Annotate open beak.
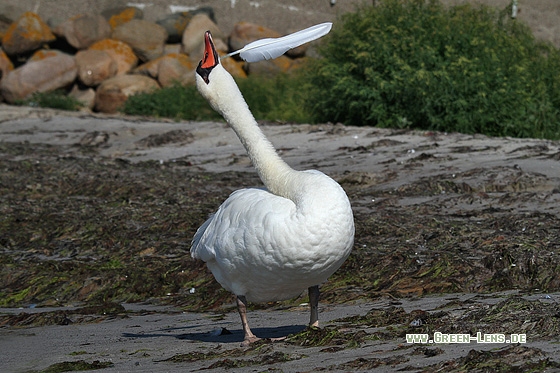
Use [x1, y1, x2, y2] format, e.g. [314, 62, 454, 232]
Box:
[196, 31, 220, 84]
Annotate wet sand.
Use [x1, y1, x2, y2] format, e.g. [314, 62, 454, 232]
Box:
[0, 105, 559, 372]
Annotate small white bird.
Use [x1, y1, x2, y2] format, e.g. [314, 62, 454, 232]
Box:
[191, 31, 354, 346]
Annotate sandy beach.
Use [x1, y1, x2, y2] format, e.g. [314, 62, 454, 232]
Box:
[0, 105, 559, 372]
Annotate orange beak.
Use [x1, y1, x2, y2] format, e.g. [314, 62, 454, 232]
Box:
[197, 31, 220, 84]
[200, 31, 219, 70]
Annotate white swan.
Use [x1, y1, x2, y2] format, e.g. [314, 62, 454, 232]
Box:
[191, 31, 354, 346]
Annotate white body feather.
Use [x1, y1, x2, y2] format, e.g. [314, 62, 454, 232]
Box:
[225, 22, 332, 63]
[191, 55, 354, 303]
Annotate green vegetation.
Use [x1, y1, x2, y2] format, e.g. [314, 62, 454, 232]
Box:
[39, 360, 113, 372]
[121, 83, 221, 121]
[121, 74, 312, 123]
[236, 73, 312, 123]
[17, 90, 82, 111]
[305, 0, 560, 139]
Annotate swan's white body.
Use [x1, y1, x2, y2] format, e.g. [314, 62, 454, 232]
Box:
[192, 171, 353, 303]
[190, 31, 354, 343]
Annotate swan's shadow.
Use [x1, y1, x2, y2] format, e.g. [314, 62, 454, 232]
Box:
[123, 324, 306, 344]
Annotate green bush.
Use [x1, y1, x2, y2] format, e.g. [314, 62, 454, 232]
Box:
[305, 0, 560, 139]
[17, 90, 82, 111]
[122, 73, 312, 124]
[237, 73, 312, 123]
[121, 83, 221, 121]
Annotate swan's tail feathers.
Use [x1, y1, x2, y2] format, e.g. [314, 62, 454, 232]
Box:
[190, 214, 215, 261]
[224, 22, 332, 63]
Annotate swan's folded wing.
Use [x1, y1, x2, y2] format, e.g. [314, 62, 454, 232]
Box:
[190, 187, 296, 263]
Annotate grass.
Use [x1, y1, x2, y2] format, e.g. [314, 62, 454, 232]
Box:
[15, 90, 82, 111]
[121, 73, 313, 124]
[121, 83, 221, 121]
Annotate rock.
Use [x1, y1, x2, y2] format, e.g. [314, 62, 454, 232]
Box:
[112, 19, 168, 62]
[157, 53, 195, 87]
[156, 12, 192, 44]
[0, 48, 14, 79]
[75, 49, 117, 86]
[94, 74, 159, 113]
[182, 13, 225, 62]
[102, 7, 143, 29]
[164, 43, 182, 55]
[46, 16, 66, 30]
[190, 6, 216, 23]
[0, 47, 14, 101]
[221, 57, 247, 79]
[68, 84, 96, 110]
[0, 53, 77, 103]
[135, 53, 195, 87]
[247, 55, 305, 78]
[134, 58, 160, 78]
[53, 14, 111, 50]
[89, 39, 138, 75]
[1, 12, 56, 55]
[228, 21, 280, 54]
[29, 49, 66, 61]
[0, 14, 13, 40]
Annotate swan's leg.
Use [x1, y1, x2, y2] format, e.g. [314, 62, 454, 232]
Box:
[308, 285, 320, 327]
[237, 295, 260, 346]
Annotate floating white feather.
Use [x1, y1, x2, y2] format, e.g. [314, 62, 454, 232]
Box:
[224, 22, 332, 63]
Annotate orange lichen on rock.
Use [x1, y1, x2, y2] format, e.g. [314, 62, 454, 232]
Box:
[221, 57, 247, 79]
[136, 53, 194, 77]
[29, 49, 63, 61]
[135, 52, 196, 86]
[89, 38, 138, 74]
[0, 49, 14, 78]
[108, 8, 140, 29]
[2, 12, 55, 55]
[165, 53, 193, 69]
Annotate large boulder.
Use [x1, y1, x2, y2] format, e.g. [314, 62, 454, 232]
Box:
[94, 74, 159, 113]
[0, 48, 14, 101]
[89, 39, 138, 75]
[69, 84, 96, 110]
[53, 14, 111, 50]
[157, 53, 195, 87]
[247, 55, 308, 78]
[135, 53, 195, 87]
[0, 48, 14, 78]
[29, 49, 66, 61]
[182, 13, 225, 63]
[0, 53, 77, 103]
[1, 12, 55, 55]
[221, 57, 247, 79]
[228, 21, 280, 53]
[112, 19, 168, 62]
[75, 49, 117, 86]
[0, 15, 13, 40]
[102, 7, 144, 29]
[156, 12, 192, 44]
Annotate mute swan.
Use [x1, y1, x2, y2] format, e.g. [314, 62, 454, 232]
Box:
[191, 31, 355, 346]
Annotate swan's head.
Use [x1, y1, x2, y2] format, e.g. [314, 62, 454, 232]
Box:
[195, 31, 247, 117]
[196, 31, 220, 85]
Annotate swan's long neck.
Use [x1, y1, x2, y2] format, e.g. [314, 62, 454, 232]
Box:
[198, 66, 296, 199]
